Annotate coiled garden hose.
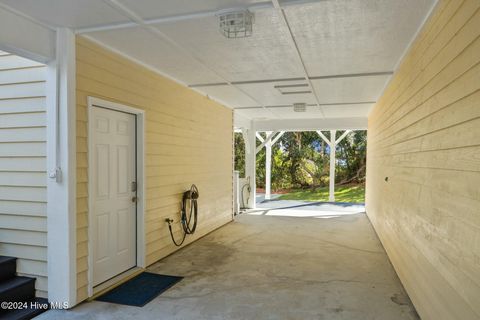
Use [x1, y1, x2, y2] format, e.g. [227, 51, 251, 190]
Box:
[166, 184, 199, 246]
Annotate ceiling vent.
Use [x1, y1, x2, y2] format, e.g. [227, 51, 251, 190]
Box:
[275, 83, 311, 95]
[293, 103, 307, 112]
[219, 10, 254, 38]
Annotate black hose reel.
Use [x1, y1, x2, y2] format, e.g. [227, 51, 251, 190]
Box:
[166, 184, 199, 246]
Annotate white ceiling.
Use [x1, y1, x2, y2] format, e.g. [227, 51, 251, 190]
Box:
[119, 0, 267, 21]
[0, 0, 437, 127]
[0, 0, 129, 28]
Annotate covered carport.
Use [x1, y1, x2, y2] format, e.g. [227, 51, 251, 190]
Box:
[0, 0, 478, 319]
[36, 202, 418, 320]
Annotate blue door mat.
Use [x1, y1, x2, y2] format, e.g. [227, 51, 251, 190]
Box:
[95, 272, 183, 307]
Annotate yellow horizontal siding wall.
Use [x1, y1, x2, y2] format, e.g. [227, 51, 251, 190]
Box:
[75, 37, 233, 303]
[366, 0, 480, 319]
[0, 51, 47, 298]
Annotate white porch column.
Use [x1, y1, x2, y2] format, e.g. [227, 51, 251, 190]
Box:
[329, 130, 337, 202]
[265, 131, 272, 200]
[46, 28, 77, 307]
[244, 126, 257, 209]
[317, 130, 351, 202]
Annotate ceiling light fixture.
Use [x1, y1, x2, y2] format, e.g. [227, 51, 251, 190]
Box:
[219, 10, 254, 39]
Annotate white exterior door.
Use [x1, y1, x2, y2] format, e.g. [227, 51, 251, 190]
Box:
[90, 106, 137, 286]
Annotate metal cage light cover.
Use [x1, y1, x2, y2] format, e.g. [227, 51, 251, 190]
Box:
[219, 10, 254, 39]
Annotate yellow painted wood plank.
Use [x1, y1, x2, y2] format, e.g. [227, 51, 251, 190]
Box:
[372, 16, 480, 137]
[367, 1, 480, 318]
[75, 36, 233, 305]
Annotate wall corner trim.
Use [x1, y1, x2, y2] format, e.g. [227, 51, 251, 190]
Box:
[46, 28, 77, 307]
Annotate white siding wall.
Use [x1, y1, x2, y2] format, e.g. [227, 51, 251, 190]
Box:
[0, 50, 47, 297]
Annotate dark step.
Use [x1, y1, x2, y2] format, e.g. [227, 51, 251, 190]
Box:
[0, 257, 16, 282]
[0, 277, 35, 304]
[0, 297, 49, 320]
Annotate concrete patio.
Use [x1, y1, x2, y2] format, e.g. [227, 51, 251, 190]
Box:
[37, 202, 418, 320]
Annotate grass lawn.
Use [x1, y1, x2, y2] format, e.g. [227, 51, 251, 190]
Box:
[278, 184, 365, 203]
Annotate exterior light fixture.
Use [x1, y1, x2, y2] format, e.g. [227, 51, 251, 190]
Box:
[219, 10, 254, 39]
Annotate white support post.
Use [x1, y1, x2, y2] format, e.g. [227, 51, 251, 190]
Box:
[255, 132, 264, 143]
[255, 131, 278, 154]
[244, 127, 257, 209]
[271, 131, 285, 146]
[335, 130, 351, 145]
[329, 130, 337, 202]
[316, 130, 331, 145]
[254, 130, 284, 202]
[317, 130, 351, 202]
[46, 28, 77, 307]
[265, 131, 272, 200]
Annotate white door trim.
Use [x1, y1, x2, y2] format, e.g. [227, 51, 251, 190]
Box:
[87, 96, 146, 297]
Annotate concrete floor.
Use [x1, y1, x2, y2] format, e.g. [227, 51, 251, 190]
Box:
[37, 202, 418, 320]
[255, 192, 282, 203]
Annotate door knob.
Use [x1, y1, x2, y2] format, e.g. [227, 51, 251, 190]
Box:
[132, 196, 138, 203]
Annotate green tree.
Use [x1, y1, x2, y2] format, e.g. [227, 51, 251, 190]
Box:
[234, 132, 245, 177]
[234, 130, 367, 191]
[336, 131, 367, 184]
